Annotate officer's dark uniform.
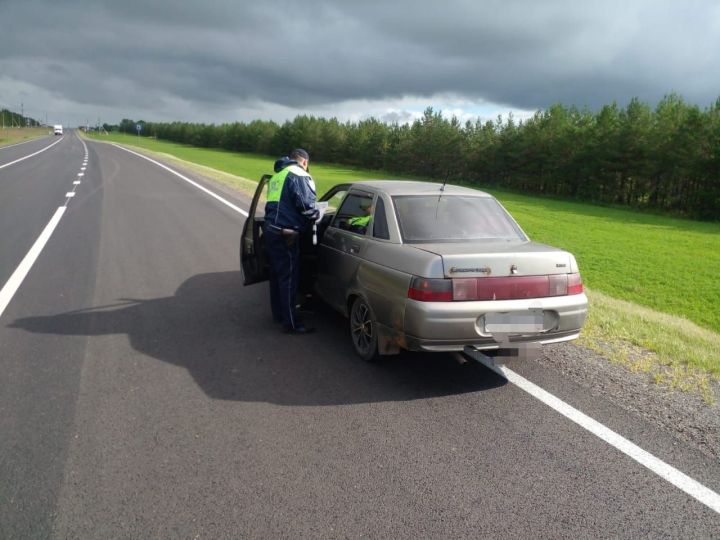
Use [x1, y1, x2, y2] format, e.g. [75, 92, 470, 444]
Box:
[263, 153, 318, 333]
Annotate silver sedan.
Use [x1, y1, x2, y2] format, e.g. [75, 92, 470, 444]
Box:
[242, 179, 588, 361]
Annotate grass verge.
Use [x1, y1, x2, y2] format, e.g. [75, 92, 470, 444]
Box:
[492, 191, 720, 334]
[580, 289, 720, 402]
[84, 132, 414, 193]
[86, 132, 720, 395]
[0, 127, 52, 147]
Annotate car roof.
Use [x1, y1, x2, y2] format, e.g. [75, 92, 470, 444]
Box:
[345, 180, 493, 197]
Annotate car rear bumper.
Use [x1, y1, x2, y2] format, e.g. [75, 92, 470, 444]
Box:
[404, 330, 581, 352]
[400, 293, 588, 352]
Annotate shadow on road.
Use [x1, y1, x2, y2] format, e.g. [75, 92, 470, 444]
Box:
[9, 271, 505, 405]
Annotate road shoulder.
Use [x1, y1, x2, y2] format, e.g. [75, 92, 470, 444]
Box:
[537, 342, 720, 462]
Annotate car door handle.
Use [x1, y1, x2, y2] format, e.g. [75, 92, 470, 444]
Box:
[350, 244, 360, 254]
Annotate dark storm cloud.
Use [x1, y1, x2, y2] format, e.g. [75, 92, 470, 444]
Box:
[1, 0, 719, 122]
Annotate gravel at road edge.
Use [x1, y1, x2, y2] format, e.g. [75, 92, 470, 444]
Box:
[538, 342, 720, 462]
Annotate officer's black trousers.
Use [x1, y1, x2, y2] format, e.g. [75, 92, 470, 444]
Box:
[264, 226, 301, 330]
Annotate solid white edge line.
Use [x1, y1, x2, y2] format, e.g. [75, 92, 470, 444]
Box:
[0, 136, 53, 151]
[95, 136, 720, 515]
[473, 355, 720, 514]
[110, 143, 248, 216]
[0, 136, 64, 170]
[0, 206, 67, 319]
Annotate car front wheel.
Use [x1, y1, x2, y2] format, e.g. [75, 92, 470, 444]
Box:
[350, 296, 379, 362]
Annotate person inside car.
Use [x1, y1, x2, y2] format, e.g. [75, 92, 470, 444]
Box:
[348, 201, 373, 234]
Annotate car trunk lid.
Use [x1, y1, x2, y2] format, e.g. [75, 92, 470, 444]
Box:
[414, 241, 572, 278]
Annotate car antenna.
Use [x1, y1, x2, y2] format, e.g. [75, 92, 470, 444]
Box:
[440, 170, 450, 192]
[435, 170, 450, 219]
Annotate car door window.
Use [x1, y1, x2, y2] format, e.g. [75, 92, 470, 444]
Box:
[372, 196, 390, 240]
[322, 189, 348, 213]
[332, 192, 374, 235]
[240, 174, 272, 285]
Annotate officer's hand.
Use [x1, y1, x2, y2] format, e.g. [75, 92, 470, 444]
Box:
[303, 208, 320, 221]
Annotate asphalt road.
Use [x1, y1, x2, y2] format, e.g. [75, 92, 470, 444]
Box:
[1, 131, 719, 538]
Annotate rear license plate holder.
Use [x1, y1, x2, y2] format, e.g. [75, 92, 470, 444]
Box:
[484, 309, 543, 334]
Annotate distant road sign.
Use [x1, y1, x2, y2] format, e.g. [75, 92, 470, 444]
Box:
[136, 123, 142, 133]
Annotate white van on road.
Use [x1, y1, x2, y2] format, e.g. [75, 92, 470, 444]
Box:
[53, 125, 63, 135]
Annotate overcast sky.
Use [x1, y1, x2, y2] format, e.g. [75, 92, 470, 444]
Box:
[1, 0, 719, 127]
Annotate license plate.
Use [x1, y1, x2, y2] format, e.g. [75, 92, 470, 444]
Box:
[484, 310, 543, 333]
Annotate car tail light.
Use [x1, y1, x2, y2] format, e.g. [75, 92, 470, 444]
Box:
[452, 278, 477, 301]
[567, 272, 584, 295]
[408, 277, 453, 302]
[548, 274, 568, 296]
[408, 273, 584, 301]
[474, 276, 550, 300]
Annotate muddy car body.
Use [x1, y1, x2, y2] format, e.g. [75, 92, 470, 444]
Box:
[242, 179, 588, 361]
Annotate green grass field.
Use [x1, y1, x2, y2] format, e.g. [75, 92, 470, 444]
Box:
[86, 133, 413, 191]
[0, 127, 52, 147]
[87, 132, 720, 384]
[494, 191, 720, 333]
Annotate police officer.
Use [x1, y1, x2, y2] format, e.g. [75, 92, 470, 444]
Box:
[263, 149, 318, 334]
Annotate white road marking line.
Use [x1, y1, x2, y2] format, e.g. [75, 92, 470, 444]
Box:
[73, 180, 81, 185]
[81, 167, 86, 171]
[102, 137, 720, 514]
[77, 173, 84, 177]
[65, 192, 75, 197]
[472, 355, 720, 515]
[0, 207, 67, 319]
[110, 144, 248, 216]
[0, 137, 64, 170]
[79, 135, 89, 159]
[0, 137, 53, 151]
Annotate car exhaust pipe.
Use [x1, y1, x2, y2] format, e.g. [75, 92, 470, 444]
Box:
[452, 352, 468, 365]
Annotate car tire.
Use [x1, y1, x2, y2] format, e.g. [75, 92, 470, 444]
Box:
[350, 296, 380, 362]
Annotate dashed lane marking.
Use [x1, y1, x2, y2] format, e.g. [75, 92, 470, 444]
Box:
[0, 206, 67, 319]
[0, 135, 89, 318]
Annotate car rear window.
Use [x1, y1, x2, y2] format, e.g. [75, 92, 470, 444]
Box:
[392, 195, 526, 242]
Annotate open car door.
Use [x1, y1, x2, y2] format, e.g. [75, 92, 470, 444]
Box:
[240, 174, 271, 285]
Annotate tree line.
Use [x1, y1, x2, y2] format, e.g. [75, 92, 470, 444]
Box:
[1, 109, 40, 128]
[117, 93, 720, 220]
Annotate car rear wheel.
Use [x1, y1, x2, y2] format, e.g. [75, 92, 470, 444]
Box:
[350, 296, 379, 362]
